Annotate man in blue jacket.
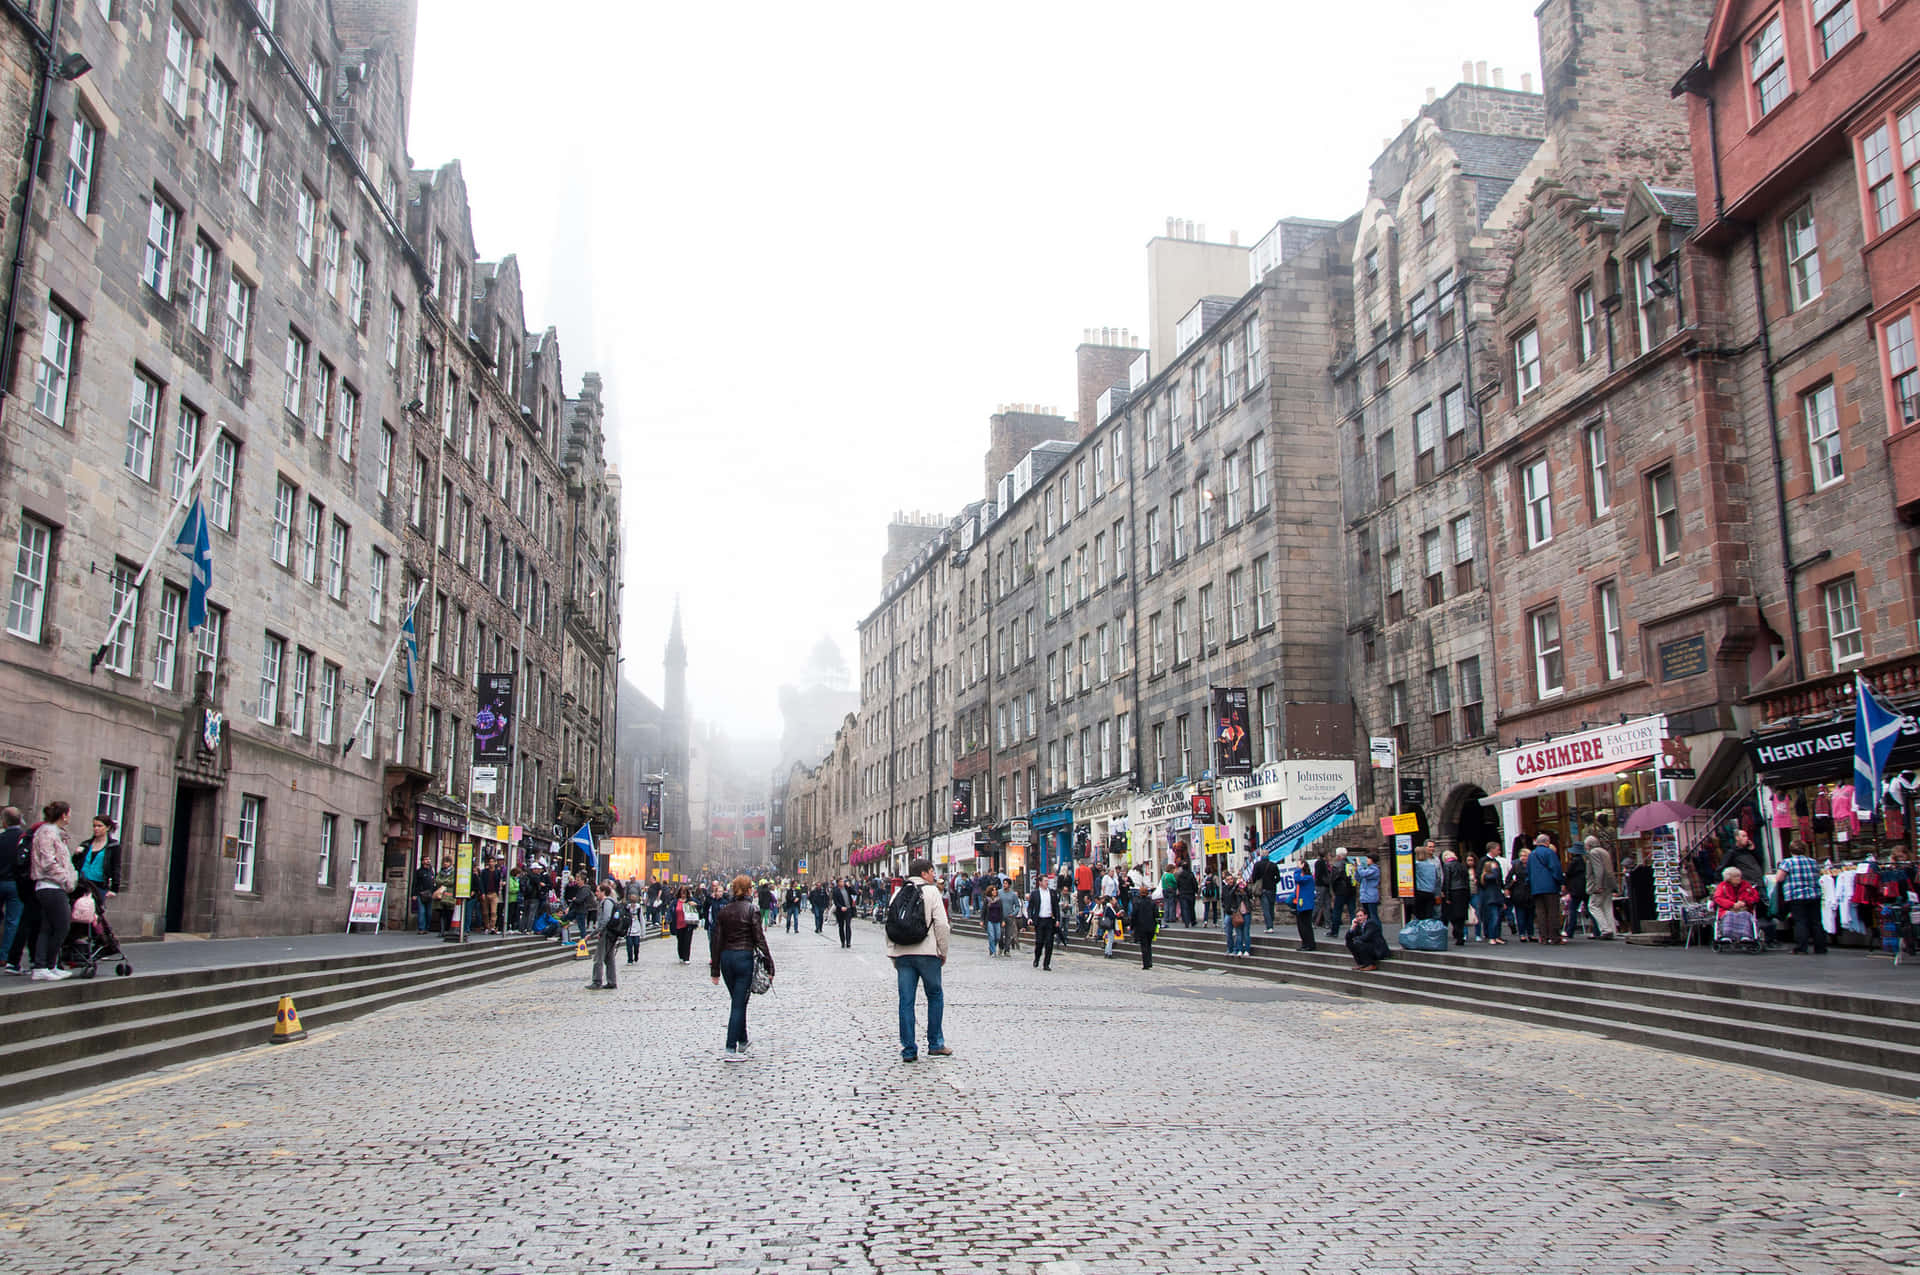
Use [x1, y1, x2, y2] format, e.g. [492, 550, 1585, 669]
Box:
[1528, 834, 1565, 945]
[1288, 859, 1317, 951]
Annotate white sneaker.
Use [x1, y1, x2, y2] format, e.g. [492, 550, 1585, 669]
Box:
[47, 967, 72, 980]
[28, 967, 49, 980]
[722, 1049, 745, 1063]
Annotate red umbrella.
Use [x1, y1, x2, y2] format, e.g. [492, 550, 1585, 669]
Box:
[1621, 800, 1705, 836]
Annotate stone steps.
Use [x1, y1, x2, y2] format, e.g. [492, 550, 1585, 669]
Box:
[942, 915, 1920, 1096]
[0, 934, 598, 1109]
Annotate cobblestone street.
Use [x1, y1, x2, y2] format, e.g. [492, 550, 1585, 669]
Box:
[4, 923, 1918, 1274]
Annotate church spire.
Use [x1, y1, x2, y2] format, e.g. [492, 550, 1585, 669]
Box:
[665, 596, 686, 668]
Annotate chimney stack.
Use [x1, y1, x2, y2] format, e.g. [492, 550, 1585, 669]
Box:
[1492, 66, 1505, 89]
[1461, 60, 1473, 84]
[1521, 71, 1534, 93]
[1475, 60, 1488, 85]
[1425, 86, 1436, 104]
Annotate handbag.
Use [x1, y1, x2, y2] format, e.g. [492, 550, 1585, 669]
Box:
[750, 948, 774, 994]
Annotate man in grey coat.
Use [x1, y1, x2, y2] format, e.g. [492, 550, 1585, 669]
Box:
[1583, 835, 1617, 939]
[589, 882, 620, 990]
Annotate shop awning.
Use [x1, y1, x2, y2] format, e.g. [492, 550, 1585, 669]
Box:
[1481, 756, 1654, 805]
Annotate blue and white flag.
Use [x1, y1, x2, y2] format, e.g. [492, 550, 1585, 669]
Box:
[401, 609, 418, 695]
[1242, 792, 1356, 883]
[571, 822, 596, 871]
[1854, 674, 1903, 813]
[172, 498, 211, 630]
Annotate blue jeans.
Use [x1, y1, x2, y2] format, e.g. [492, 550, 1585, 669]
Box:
[0, 878, 21, 962]
[1477, 891, 1504, 941]
[1260, 891, 1276, 930]
[1326, 895, 1352, 934]
[415, 896, 432, 932]
[894, 954, 944, 1059]
[1226, 915, 1250, 954]
[784, 906, 799, 933]
[719, 948, 755, 1050]
[985, 920, 1001, 955]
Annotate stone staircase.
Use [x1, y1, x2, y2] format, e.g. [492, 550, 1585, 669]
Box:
[0, 934, 589, 1109]
[938, 912, 1920, 1096]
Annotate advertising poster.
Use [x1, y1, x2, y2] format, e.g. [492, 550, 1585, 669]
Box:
[455, 842, 474, 898]
[607, 836, 647, 880]
[643, 781, 663, 832]
[952, 777, 973, 824]
[346, 882, 386, 931]
[1213, 686, 1252, 776]
[474, 673, 515, 762]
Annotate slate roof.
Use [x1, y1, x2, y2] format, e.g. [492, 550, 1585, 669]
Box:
[1647, 187, 1699, 230]
[1439, 130, 1546, 224]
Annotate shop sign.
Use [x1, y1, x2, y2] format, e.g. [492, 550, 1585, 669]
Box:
[1746, 713, 1920, 780]
[466, 819, 499, 842]
[1008, 819, 1030, 846]
[416, 805, 466, 832]
[1220, 762, 1287, 810]
[1497, 714, 1666, 787]
[1398, 775, 1426, 807]
[1130, 785, 1193, 827]
[1287, 760, 1357, 809]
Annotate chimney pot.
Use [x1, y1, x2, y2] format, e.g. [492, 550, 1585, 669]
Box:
[1492, 66, 1505, 89]
[1229, 229, 1238, 246]
[1461, 60, 1473, 84]
[1166, 216, 1176, 236]
[1425, 86, 1436, 104]
[1521, 71, 1534, 93]
[1475, 60, 1488, 85]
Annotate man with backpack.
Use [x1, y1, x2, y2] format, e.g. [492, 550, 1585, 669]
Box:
[1, 807, 29, 974]
[885, 858, 951, 1063]
[590, 881, 629, 990]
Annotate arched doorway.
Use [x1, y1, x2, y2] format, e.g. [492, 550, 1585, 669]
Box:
[1445, 785, 1498, 858]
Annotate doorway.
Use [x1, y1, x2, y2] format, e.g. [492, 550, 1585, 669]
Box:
[165, 783, 215, 934]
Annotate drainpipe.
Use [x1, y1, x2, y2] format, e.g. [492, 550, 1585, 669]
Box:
[0, 0, 66, 401]
[1748, 229, 1806, 683]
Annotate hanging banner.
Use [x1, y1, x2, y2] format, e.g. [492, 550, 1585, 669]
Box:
[1213, 686, 1252, 777]
[951, 777, 973, 824]
[474, 672, 515, 762]
[643, 780, 663, 832]
[1242, 792, 1356, 882]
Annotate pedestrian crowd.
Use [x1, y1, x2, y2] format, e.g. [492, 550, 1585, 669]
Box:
[3, 801, 124, 982]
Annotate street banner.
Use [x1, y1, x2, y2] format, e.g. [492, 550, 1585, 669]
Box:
[1242, 792, 1356, 883]
[474, 672, 515, 762]
[1213, 686, 1252, 776]
[951, 777, 972, 823]
[1395, 834, 1414, 897]
[643, 781, 663, 832]
[455, 842, 473, 898]
[346, 882, 386, 932]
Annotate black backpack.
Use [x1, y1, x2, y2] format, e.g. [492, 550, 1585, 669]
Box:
[604, 900, 631, 939]
[885, 882, 930, 945]
[1, 826, 28, 884]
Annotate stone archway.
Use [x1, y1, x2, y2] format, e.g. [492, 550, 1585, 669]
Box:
[1442, 784, 1498, 858]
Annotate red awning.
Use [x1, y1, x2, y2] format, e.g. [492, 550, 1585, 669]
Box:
[1481, 756, 1654, 805]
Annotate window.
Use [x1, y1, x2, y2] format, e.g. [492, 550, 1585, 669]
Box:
[349, 820, 367, 884]
[369, 547, 387, 624]
[1585, 424, 1611, 515]
[1457, 656, 1484, 738]
[239, 113, 265, 204]
[186, 235, 214, 332]
[271, 477, 295, 566]
[386, 300, 403, 369]
[1522, 457, 1553, 547]
[104, 563, 139, 675]
[1884, 314, 1917, 425]
[1811, 0, 1855, 62]
[1389, 681, 1409, 754]
[1409, 289, 1429, 361]
[1376, 431, 1395, 503]
[1414, 405, 1436, 482]
[322, 221, 343, 299]
[7, 515, 52, 641]
[1385, 550, 1403, 623]
[1173, 597, 1190, 663]
[63, 116, 95, 216]
[153, 584, 182, 688]
[349, 250, 368, 328]
[1748, 15, 1787, 117]
[144, 194, 178, 296]
[1197, 583, 1217, 651]
[1629, 251, 1662, 353]
[294, 187, 317, 268]
[1249, 434, 1270, 511]
[1076, 458, 1088, 512]
[1118, 711, 1132, 773]
[1434, 269, 1456, 344]
[34, 302, 76, 423]
[1146, 509, 1162, 574]
[1418, 188, 1437, 241]
[1224, 452, 1243, 523]
[377, 423, 396, 497]
[1597, 581, 1625, 679]
[125, 371, 160, 482]
[1531, 607, 1564, 697]
[1110, 426, 1126, 486]
[282, 331, 309, 418]
[1441, 386, 1467, 465]
[328, 518, 349, 599]
[1151, 722, 1166, 784]
[234, 794, 262, 893]
[1228, 566, 1248, 639]
[1422, 530, 1445, 607]
[210, 432, 237, 531]
[318, 813, 337, 886]
[162, 15, 192, 117]
[257, 633, 284, 723]
[1046, 650, 1058, 703]
[96, 764, 130, 834]
[1649, 466, 1681, 563]
[1805, 382, 1843, 488]
[1430, 667, 1452, 747]
[1825, 576, 1863, 666]
[1170, 492, 1187, 559]
[337, 384, 359, 462]
[203, 65, 230, 161]
[1177, 714, 1192, 777]
[1143, 406, 1158, 470]
[222, 276, 253, 364]
[303, 498, 323, 584]
[1150, 611, 1166, 675]
[1451, 515, 1474, 594]
[1513, 325, 1541, 399]
[195, 606, 224, 688]
[289, 647, 311, 735]
[1574, 282, 1598, 363]
[1195, 481, 1213, 545]
[1784, 204, 1822, 309]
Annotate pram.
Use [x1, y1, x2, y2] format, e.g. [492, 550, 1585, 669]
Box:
[61, 890, 133, 978]
[1711, 907, 1764, 955]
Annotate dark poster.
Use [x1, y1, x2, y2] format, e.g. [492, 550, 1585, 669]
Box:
[474, 673, 515, 762]
[643, 780, 663, 833]
[1213, 685, 1252, 777]
[951, 778, 972, 824]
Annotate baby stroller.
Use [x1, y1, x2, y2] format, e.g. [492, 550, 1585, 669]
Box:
[1712, 907, 1765, 955]
[61, 890, 133, 979]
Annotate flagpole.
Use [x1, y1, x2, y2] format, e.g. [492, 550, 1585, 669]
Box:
[90, 428, 225, 672]
[341, 580, 428, 757]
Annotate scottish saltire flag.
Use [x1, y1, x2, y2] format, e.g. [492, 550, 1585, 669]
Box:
[172, 498, 211, 629]
[1854, 674, 1902, 812]
[571, 822, 596, 870]
[401, 609, 418, 695]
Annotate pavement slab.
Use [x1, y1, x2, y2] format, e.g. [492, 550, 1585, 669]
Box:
[1, 922, 1917, 1273]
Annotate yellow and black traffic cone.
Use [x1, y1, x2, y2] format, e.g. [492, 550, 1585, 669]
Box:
[270, 995, 307, 1044]
[574, 936, 591, 960]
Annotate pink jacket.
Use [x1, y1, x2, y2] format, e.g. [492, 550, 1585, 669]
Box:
[30, 822, 75, 891]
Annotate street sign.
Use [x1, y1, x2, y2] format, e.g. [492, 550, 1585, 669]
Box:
[1369, 736, 1396, 769]
[455, 842, 473, 898]
[471, 765, 498, 795]
[1377, 812, 1420, 835]
[652, 852, 671, 861]
[1398, 775, 1426, 807]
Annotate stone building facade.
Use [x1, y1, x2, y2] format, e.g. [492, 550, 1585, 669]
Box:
[0, 0, 618, 937]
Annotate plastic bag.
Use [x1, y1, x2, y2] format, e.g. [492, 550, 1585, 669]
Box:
[1397, 917, 1450, 952]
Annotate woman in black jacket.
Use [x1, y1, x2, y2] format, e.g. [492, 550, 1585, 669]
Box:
[710, 875, 774, 1061]
[1129, 889, 1159, 970]
[1439, 850, 1473, 947]
[670, 885, 698, 964]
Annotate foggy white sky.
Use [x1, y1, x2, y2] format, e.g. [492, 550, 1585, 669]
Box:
[407, 0, 1541, 739]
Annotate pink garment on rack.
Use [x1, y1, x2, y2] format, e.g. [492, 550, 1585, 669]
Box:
[1832, 784, 1857, 834]
[1772, 794, 1794, 829]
